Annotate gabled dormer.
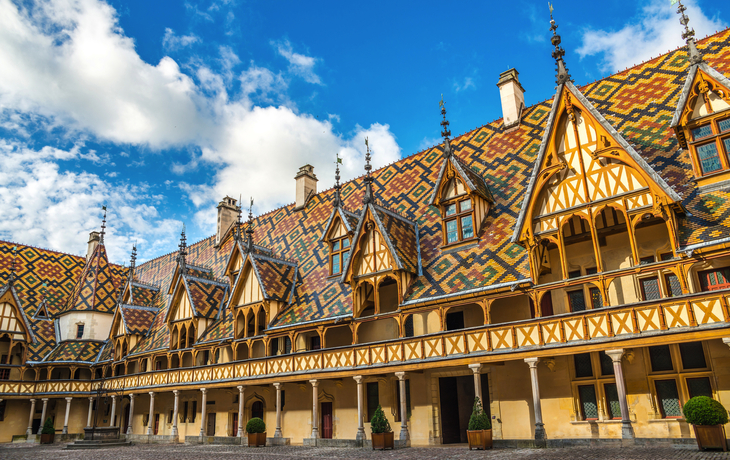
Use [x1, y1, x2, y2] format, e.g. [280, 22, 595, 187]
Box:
[670, 62, 730, 188]
[110, 304, 157, 360]
[321, 207, 358, 276]
[0, 283, 34, 365]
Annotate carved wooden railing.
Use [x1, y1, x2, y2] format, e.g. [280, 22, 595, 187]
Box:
[3, 290, 730, 396]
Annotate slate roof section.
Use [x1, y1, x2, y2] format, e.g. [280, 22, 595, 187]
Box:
[120, 304, 158, 335]
[60, 244, 122, 315]
[43, 340, 105, 364]
[185, 275, 228, 319]
[129, 282, 160, 308]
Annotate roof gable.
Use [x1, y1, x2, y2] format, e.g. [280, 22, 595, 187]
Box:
[60, 244, 120, 315]
[429, 152, 494, 206]
[0, 285, 34, 341]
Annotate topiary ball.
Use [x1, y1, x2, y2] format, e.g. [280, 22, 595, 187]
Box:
[683, 396, 729, 426]
[246, 417, 266, 434]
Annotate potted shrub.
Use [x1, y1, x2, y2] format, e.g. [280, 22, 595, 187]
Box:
[683, 396, 728, 451]
[246, 417, 266, 447]
[370, 404, 394, 450]
[466, 397, 492, 450]
[40, 418, 55, 444]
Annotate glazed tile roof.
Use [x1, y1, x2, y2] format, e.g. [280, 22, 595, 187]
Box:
[250, 254, 298, 303]
[129, 282, 160, 308]
[120, 304, 158, 335]
[60, 244, 123, 314]
[3, 30, 730, 360]
[429, 153, 494, 205]
[43, 340, 105, 363]
[185, 275, 227, 319]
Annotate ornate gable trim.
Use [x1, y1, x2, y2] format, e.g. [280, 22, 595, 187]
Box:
[319, 207, 358, 243]
[0, 284, 35, 342]
[428, 154, 493, 206]
[671, 62, 730, 128]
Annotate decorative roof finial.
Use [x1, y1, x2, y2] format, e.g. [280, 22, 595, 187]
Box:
[334, 153, 343, 208]
[8, 245, 17, 285]
[128, 244, 137, 280]
[178, 224, 187, 273]
[549, 3, 572, 86]
[234, 194, 243, 243]
[439, 95, 453, 158]
[363, 138, 374, 205]
[99, 205, 107, 245]
[676, 0, 703, 64]
[246, 197, 254, 252]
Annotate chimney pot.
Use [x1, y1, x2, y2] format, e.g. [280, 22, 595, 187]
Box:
[216, 196, 238, 245]
[86, 231, 100, 260]
[497, 68, 525, 129]
[294, 165, 318, 210]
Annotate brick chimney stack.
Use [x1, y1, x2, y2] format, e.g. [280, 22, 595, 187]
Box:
[294, 165, 318, 210]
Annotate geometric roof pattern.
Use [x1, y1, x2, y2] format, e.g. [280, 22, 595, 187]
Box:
[43, 340, 106, 364]
[59, 243, 122, 315]
[120, 304, 158, 335]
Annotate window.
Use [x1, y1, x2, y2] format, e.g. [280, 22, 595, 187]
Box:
[639, 256, 655, 265]
[76, 324, 85, 339]
[689, 116, 730, 176]
[442, 197, 476, 245]
[190, 401, 197, 423]
[640, 277, 661, 301]
[394, 379, 411, 421]
[599, 351, 614, 376]
[578, 385, 599, 420]
[604, 383, 621, 419]
[0, 399, 5, 421]
[574, 353, 593, 378]
[589, 287, 603, 309]
[445, 311, 464, 331]
[404, 316, 414, 338]
[182, 401, 188, 422]
[310, 336, 321, 351]
[678, 342, 707, 370]
[568, 290, 586, 312]
[568, 270, 582, 279]
[0, 368, 9, 380]
[687, 377, 713, 398]
[649, 345, 674, 372]
[330, 236, 350, 275]
[665, 273, 683, 297]
[655, 379, 682, 418]
[698, 267, 730, 291]
[366, 382, 379, 421]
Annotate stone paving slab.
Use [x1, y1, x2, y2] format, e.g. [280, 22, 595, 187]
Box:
[2, 442, 730, 459]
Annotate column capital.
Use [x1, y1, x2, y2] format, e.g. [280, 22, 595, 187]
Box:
[524, 357, 540, 368]
[41, 397, 49, 402]
[129, 393, 136, 400]
[65, 397, 73, 402]
[172, 390, 179, 396]
[723, 338, 730, 349]
[111, 394, 116, 400]
[468, 363, 483, 373]
[605, 349, 625, 363]
[200, 387, 207, 394]
[30, 398, 36, 402]
[88, 397, 94, 402]
[273, 382, 282, 390]
[309, 379, 318, 386]
[149, 391, 155, 397]
[353, 375, 363, 384]
[395, 371, 407, 380]
[237, 385, 245, 392]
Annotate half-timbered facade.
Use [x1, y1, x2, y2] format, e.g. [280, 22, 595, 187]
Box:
[3, 12, 730, 448]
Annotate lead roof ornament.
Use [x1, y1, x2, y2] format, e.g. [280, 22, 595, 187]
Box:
[177, 225, 187, 274]
[99, 205, 107, 245]
[439, 95, 453, 158]
[246, 197, 255, 252]
[334, 153, 343, 208]
[363, 138, 374, 205]
[549, 3, 572, 86]
[674, 0, 703, 65]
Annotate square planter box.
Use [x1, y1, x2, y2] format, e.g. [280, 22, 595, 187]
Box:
[40, 433, 55, 445]
[371, 432, 394, 450]
[693, 425, 727, 451]
[467, 429, 492, 450]
[247, 432, 266, 447]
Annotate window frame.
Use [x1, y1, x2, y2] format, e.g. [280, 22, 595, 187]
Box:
[440, 195, 477, 246]
[570, 351, 618, 422]
[688, 114, 730, 178]
[76, 324, 85, 339]
[329, 235, 351, 276]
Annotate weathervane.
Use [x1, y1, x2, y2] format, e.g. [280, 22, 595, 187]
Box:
[439, 94, 453, 157]
[178, 224, 187, 273]
[363, 138, 374, 205]
[246, 198, 255, 252]
[99, 205, 107, 245]
[334, 153, 343, 207]
[129, 244, 137, 280]
[674, 0, 703, 64]
[549, 3, 572, 86]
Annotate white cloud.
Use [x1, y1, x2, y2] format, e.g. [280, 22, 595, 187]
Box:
[0, 0, 401, 249]
[453, 76, 476, 93]
[162, 28, 200, 51]
[577, 0, 726, 73]
[271, 39, 323, 85]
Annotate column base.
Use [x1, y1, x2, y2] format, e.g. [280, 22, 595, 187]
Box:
[171, 427, 178, 437]
[399, 426, 409, 442]
[355, 428, 365, 441]
[62, 427, 68, 435]
[274, 428, 283, 438]
[236, 429, 243, 437]
[534, 423, 546, 441]
[621, 421, 635, 439]
[311, 428, 319, 439]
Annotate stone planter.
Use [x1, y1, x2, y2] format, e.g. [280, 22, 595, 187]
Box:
[40, 433, 55, 445]
[693, 425, 728, 451]
[467, 429, 492, 450]
[247, 432, 266, 447]
[371, 431, 394, 450]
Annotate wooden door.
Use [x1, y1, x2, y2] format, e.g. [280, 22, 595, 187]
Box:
[207, 412, 216, 436]
[153, 413, 159, 435]
[321, 402, 333, 439]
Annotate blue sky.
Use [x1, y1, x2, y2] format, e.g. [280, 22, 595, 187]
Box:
[0, 0, 727, 264]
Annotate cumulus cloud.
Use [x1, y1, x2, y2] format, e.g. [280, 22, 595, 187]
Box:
[0, 0, 400, 251]
[271, 39, 323, 85]
[162, 28, 200, 51]
[577, 0, 726, 73]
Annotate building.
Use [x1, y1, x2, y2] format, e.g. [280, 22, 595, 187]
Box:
[2, 7, 730, 446]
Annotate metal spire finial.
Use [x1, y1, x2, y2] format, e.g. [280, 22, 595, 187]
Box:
[334, 153, 343, 208]
[8, 246, 17, 285]
[676, 0, 703, 64]
[549, 3, 572, 86]
[234, 194, 243, 243]
[439, 95, 453, 157]
[178, 224, 187, 273]
[99, 205, 107, 245]
[246, 198, 254, 252]
[128, 244, 137, 281]
[363, 138, 374, 205]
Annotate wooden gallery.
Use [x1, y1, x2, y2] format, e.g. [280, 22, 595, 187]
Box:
[2, 12, 730, 448]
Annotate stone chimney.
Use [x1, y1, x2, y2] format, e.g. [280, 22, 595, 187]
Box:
[294, 165, 318, 210]
[497, 68, 525, 129]
[86, 231, 100, 260]
[216, 196, 238, 245]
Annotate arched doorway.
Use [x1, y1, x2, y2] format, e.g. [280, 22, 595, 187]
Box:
[251, 400, 264, 420]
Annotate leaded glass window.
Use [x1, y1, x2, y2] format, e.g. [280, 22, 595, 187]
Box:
[679, 342, 707, 370]
[649, 345, 674, 372]
[604, 383, 621, 419]
[461, 215, 474, 239]
[574, 353, 593, 378]
[692, 125, 714, 140]
[578, 385, 599, 420]
[697, 142, 721, 174]
[600, 351, 615, 376]
[655, 379, 682, 418]
[665, 274, 682, 297]
[640, 277, 661, 301]
[446, 220, 458, 244]
[590, 287, 603, 309]
[568, 290, 586, 312]
[687, 377, 713, 399]
[719, 118, 730, 133]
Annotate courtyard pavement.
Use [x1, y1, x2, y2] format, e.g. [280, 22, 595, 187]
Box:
[2, 442, 730, 459]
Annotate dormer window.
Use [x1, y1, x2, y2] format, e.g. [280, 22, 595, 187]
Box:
[330, 235, 351, 275]
[690, 116, 730, 176]
[76, 324, 85, 339]
[444, 196, 475, 244]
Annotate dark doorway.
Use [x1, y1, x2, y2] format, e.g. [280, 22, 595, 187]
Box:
[446, 311, 465, 331]
[32, 418, 41, 434]
[123, 402, 130, 434]
[252, 400, 264, 420]
[206, 412, 216, 436]
[153, 413, 160, 435]
[540, 293, 554, 317]
[439, 374, 490, 444]
[231, 412, 238, 437]
[321, 402, 333, 439]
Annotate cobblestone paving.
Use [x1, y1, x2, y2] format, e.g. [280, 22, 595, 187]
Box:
[3, 443, 730, 460]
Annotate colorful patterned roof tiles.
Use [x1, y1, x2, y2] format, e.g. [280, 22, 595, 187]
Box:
[252, 254, 297, 303]
[129, 282, 160, 308]
[120, 304, 158, 335]
[60, 244, 123, 315]
[43, 340, 105, 363]
[185, 276, 227, 319]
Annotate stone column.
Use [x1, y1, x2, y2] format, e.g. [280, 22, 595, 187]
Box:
[309, 379, 319, 438]
[199, 388, 207, 437]
[26, 398, 36, 437]
[395, 372, 409, 442]
[274, 383, 283, 438]
[524, 358, 546, 440]
[353, 376, 365, 441]
[37, 398, 49, 435]
[171, 391, 179, 438]
[606, 349, 635, 439]
[87, 397, 94, 427]
[146, 392, 155, 435]
[469, 363, 483, 403]
[127, 394, 136, 435]
[63, 397, 72, 434]
[109, 395, 117, 427]
[237, 386, 245, 437]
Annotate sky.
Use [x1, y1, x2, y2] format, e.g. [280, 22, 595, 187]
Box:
[0, 0, 727, 264]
